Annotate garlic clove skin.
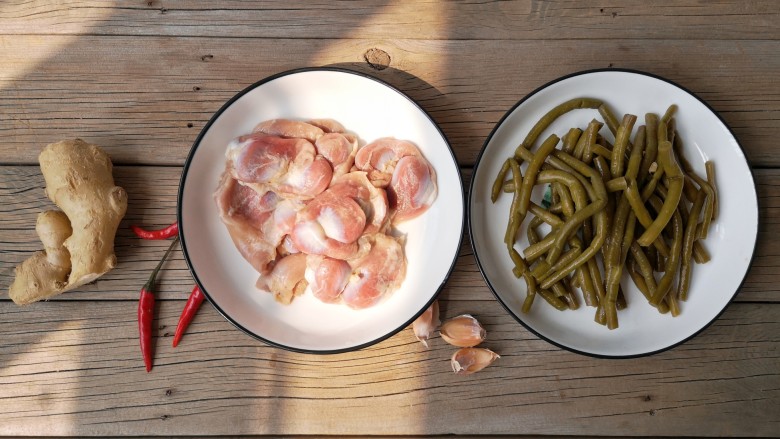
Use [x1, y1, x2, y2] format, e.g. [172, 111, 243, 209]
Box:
[412, 300, 440, 348]
[440, 314, 486, 347]
[451, 347, 499, 375]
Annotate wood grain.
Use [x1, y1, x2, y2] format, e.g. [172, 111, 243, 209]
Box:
[0, 35, 778, 166]
[0, 165, 774, 302]
[0, 2, 779, 437]
[0, 300, 776, 436]
[0, 1, 777, 40]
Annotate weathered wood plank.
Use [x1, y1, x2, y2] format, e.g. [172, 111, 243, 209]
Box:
[0, 300, 776, 436]
[0, 166, 774, 302]
[0, 36, 778, 166]
[0, 1, 777, 41]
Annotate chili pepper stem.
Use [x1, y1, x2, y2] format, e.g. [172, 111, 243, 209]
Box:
[143, 237, 180, 290]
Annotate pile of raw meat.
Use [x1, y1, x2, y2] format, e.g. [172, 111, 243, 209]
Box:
[215, 118, 438, 308]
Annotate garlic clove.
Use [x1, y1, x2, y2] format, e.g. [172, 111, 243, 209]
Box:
[440, 314, 486, 347]
[451, 347, 499, 375]
[412, 300, 440, 348]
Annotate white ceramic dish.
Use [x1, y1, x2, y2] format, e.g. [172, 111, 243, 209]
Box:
[179, 68, 464, 353]
[469, 69, 758, 358]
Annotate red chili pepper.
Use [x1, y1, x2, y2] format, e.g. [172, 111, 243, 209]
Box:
[131, 221, 179, 240]
[172, 285, 206, 347]
[138, 237, 179, 372]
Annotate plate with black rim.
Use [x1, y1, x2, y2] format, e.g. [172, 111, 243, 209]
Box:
[178, 68, 464, 354]
[469, 68, 758, 358]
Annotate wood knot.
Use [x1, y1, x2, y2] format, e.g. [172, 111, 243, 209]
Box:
[160, 414, 170, 421]
[187, 122, 193, 128]
[363, 48, 391, 71]
[644, 395, 652, 402]
[201, 54, 214, 62]
[192, 86, 201, 91]
[165, 389, 173, 396]
[160, 7, 167, 14]
[649, 409, 656, 416]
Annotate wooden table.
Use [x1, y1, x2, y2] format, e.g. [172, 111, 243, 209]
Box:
[1, 1, 778, 437]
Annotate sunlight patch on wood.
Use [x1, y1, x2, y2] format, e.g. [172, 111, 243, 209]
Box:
[309, 0, 452, 85]
[0, 1, 116, 85]
[1, 316, 86, 435]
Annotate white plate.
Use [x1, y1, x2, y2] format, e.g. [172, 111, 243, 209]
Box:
[469, 69, 758, 358]
[178, 68, 464, 353]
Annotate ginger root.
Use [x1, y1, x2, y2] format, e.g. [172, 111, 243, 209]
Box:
[9, 139, 127, 304]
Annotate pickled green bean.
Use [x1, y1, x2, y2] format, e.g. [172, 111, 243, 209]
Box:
[693, 242, 710, 263]
[658, 120, 668, 144]
[648, 197, 683, 306]
[598, 103, 620, 137]
[639, 113, 659, 183]
[533, 170, 590, 263]
[524, 232, 555, 263]
[535, 242, 582, 282]
[563, 127, 583, 154]
[625, 126, 645, 182]
[625, 179, 671, 257]
[590, 143, 613, 159]
[569, 133, 583, 163]
[508, 244, 528, 278]
[592, 156, 614, 255]
[706, 161, 718, 221]
[693, 173, 715, 240]
[571, 271, 582, 288]
[527, 215, 544, 245]
[661, 104, 678, 124]
[628, 243, 670, 312]
[531, 260, 550, 280]
[500, 100, 716, 323]
[667, 286, 681, 317]
[611, 114, 637, 178]
[581, 119, 602, 164]
[517, 134, 560, 217]
[637, 141, 683, 247]
[597, 134, 614, 151]
[627, 265, 651, 301]
[679, 191, 706, 301]
[625, 179, 654, 226]
[537, 288, 568, 311]
[521, 269, 539, 313]
[572, 235, 598, 307]
[504, 158, 524, 245]
[641, 166, 664, 201]
[617, 286, 627, 311]
[554, 278, 579, 310]
[530, 202, 564, 227]
[604, 195, 631, 329]
[543, 199, 602, 267]
[553, 182, 575, 218]
[491, 158, 511, 203]
[606, 177, 628, 192]
[621, 211, 637, 269]
[539, 150, 608, 289]
[515, 97, 602, 154]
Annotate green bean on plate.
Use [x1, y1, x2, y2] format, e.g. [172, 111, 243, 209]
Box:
[493, 98, 719, 330]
